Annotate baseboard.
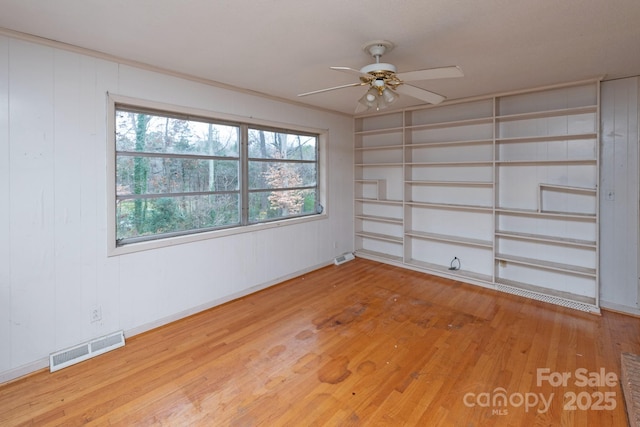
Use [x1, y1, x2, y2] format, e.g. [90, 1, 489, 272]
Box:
[0, 358, 49, 385]
[600, 300, 640, 318]
[125, 260, 333, 338]
[0, 260, 334, 385]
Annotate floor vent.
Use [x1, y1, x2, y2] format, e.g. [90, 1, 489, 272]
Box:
[50, 330, 125, 372]
[496, 284, 599, 314]
[334, 252, 355, 266]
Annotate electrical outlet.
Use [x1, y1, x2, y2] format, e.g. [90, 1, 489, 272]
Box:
[90, 307, 102, 323]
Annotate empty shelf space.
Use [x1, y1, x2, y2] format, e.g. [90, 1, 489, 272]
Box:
[495, 230, 596, 248]
[355, 144, 403, 151]
[406, 116, 494, 130]
[407, 201, 493, 212]
[406, 230, 493, 248]
[355, 249, 403, 263]
[405, 180, 493, 187]
[539, 183, 596, 194]
[406, 138, 493, 148]
[495, 253, 596, 277]
[355, 126, 404, 136]
[355, 231, 403, 244]
[495, 132, 597, 144]
[406, 259, 494, 283]
[355, 162, 404, 167]
[495, 207, 596, 220]
[495, 105, 597, 122]
[355, 214, 403, 224]
[406, 160, 494, 167]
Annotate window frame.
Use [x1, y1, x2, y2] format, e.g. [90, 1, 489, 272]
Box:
[107, 94, 328, 256]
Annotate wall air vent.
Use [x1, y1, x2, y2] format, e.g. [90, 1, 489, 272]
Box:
[334, 252, 355, 266]
[49, 330, 125, 372]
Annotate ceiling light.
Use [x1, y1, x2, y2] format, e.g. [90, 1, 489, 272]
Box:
[357, 86, 399, 112]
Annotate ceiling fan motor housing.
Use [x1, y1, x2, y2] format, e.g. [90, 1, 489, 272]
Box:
[360, 62, 397, 75]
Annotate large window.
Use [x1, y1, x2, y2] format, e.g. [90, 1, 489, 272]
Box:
[113, 102, 320, 248]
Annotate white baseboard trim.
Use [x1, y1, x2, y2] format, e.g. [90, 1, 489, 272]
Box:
[600, 300, 640, 317]
[0, 358, 49, 385]
[124, 260, 333, 338]
[0, 260, 334, 385]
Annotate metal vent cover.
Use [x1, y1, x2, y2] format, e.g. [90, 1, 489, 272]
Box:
[496, 284, 599, 314]
[50, 330, 125, 372]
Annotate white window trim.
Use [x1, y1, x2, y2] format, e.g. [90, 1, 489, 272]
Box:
[106, 93, 329, 256]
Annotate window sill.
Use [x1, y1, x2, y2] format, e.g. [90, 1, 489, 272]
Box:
[108, 212, 328, 257]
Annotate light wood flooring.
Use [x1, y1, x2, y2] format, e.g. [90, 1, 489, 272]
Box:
[1, 258, 639, 426]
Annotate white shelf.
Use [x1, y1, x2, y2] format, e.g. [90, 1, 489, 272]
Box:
[354, 126, 403, 136]
[405, 230, 493, 248]
[407, 160, 494, 167]
[406, 259, 494, 284]
[407, 201, 493, 212]
[495, 253, 596, 277]
[496, 132, 597, 144]
[406, 138, 493, 148]
[495, 230, 596, 248]
[495, 207, 596, 220]
[355, 163, 403, 167]
[406, 116, 493, 131]
[355, 144, 403, 151]
[495, 105, 597, 122]
[355, 248, 404, 264]
[406, 180, 493, 187]
[355, 214, 403, 224]
[355, 231, 403, 244]
[496, 159, 596, 165]
[355, 198, 403, 205]
[354, 79, 600, 311]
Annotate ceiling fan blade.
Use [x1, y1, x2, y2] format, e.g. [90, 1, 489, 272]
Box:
[330, 66, 369, 78]
[396, 66, 464, 82]
[395, 84, 446, 105]
[298, 82, 365, 97]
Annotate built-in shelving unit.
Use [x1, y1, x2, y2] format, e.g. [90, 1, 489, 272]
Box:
[354, 80, 600, 312]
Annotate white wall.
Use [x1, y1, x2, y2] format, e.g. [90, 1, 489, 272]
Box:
[599, 77, 640, 314]
[0, 35, 354, 382]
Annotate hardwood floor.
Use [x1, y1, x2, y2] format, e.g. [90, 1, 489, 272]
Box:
[1, 258, 638, 426]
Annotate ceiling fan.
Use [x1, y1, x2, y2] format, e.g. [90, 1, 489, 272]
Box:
[298, 40, 464, 113]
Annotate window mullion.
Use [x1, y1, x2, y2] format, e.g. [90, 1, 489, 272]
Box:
[240, 124, 249, 226]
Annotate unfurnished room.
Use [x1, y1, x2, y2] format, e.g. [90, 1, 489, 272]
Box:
[2, 1, 640, 426]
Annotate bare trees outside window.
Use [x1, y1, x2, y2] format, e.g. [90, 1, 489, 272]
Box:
[114, 105, 319, 246]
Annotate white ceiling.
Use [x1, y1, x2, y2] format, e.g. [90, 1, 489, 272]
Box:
[1, 0, 640, 115]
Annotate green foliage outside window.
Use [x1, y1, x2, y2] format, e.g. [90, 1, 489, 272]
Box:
[115, 107, 319, 245]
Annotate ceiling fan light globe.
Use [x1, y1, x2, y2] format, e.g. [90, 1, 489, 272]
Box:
[382, 88, 398, 104]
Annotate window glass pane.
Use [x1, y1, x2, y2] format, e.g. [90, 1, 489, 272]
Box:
[248, 161, 316, 190]
[116, 194, 240, 240]
[116, 110, 239, 157]
[248, 128, 317, 160]
[117, 156, 239, 195]
[248, 189, 316, 222]
[113, 102, 320, 246]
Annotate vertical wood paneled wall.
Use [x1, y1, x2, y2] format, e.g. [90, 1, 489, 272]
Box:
[0, 34, 354, 382]
[600, 77, 640, 313]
